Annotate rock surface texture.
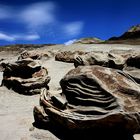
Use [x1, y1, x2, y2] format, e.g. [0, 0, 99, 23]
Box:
[34, 65, 140, 139]
[1, 58, 50, 95]
[74, 50, 140, 84]
[55, 51, 86, 63]
[18, 50, 41, 60]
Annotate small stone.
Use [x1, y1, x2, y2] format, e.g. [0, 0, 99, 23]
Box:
[29, 126, 35, 131]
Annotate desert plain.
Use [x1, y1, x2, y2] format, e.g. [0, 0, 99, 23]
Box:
[0, 43, 140, 140]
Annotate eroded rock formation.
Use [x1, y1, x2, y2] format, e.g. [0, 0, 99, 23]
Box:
[34, 65, 140, 138]
[18, 50, 41, 60]
[1, 58, 50, 95]
[74, 50, 137, 68]
[55, 51, 86, 63]
[74, 50, 140, 84]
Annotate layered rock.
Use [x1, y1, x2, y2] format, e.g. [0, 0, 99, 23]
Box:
[74, 50, 136, 68]
[18, 50, 55, 61]
[34, 65, 140, 137]
[123, 54, 140, 84]
[2, 58, 50, 95]
[55, 51, 86, 63]
[74, 50, 140, 84]
[18, 50, 41, 60]
[74, 51, 109, 67]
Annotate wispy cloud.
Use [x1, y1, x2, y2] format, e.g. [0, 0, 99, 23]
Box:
[64, 39, 77, 45]
[0, 32, 40, 42]
[0, 2, 84, 43]
[0, 33, 15, 41]
[64, 22, 84, 36]
[23, 34, 40, 40]
[20, 2, 56, 29]
[13, 34, 40, 41]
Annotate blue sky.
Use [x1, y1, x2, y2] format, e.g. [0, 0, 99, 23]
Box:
[0, 0, 140, 45]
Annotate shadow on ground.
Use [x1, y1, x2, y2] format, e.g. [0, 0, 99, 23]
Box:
[33, 121, 135, 140]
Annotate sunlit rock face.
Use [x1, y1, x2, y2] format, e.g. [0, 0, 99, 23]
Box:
[55, 51, 86, 63]
[18, 50, 41, 60]
[34, 65, 140, 135]
[74, 50, 140, 84]
[74, 37, 103, 44]
[74, 50, 137, 68]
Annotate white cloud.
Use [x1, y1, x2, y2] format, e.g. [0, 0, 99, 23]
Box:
[0, 32, 40, 41]
[0, 2, 84, 42]
[13, 34, 40, 41]
[64, 39, 77, 45]
[64, 22, 84, 36]
[24, 34, 40, 40]
[0, 33, 15, 41]
[20, 2, 56, 29]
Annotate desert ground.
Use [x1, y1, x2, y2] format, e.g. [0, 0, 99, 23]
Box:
[0, 43, 140, 140]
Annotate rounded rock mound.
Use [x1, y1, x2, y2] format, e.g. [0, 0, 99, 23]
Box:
[2, 58, 50, 95]
[34, 65, 140, 135]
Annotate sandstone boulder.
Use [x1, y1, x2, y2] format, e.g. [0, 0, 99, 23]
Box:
[2, 59, 50, 95]
[34, 65, 140, 136]
[74, 50, 136, 68]
[18, 50, 41, 60]
[74, 50, 140, 84]
[55, 51, 86, 63]
[74, 51, 109, 67]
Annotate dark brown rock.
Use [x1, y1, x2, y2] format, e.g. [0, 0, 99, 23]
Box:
[109, 24, 140, 41]
[74, 51, 109, 67]
[34, 65, 140, 135]
[2, 59, 42, 78]
[74, 50, 137, 68]
[3, 76, 50, 95]
[2, 59, 50, 95]
[18, 50, 41, 60]
[74, 51, 140, 84]
[123, 54, 140, 84]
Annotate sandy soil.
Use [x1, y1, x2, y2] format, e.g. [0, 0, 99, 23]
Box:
[0, 43, 140, 140]
[0, 52, 73, 140]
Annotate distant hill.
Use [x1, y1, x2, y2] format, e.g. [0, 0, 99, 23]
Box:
[1, 24, 140, 49]
[0, 44, 56, 52]
[74, 37, 104, 44]
[107, 24, 140, 44]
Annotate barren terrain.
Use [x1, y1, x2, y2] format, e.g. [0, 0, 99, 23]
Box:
[0, 43, 140, 140]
